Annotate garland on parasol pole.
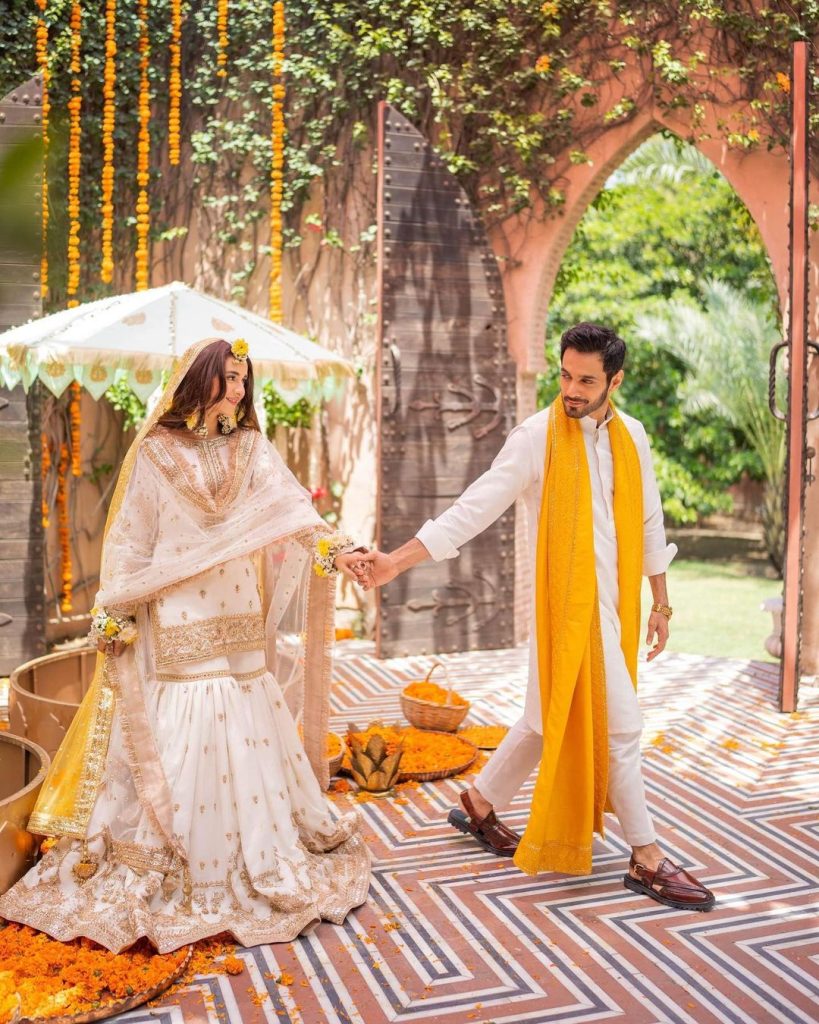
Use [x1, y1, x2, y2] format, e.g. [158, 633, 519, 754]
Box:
[169, 0, 182, 164]
[41, 433, 51, 529]
[100, 0, 117, 283]
[135, 0, 151, 291]
[57, 443, 72, 613]
[66, 1, 82, 308]
[35, 0, 50, 299]
[269, 0, 285, 323]
[69, 382, 82, 477]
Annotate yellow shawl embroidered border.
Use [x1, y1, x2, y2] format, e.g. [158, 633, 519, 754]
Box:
[514, 397, 643, 877]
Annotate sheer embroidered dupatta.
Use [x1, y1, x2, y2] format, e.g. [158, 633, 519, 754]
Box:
[29, 339, 336, 849]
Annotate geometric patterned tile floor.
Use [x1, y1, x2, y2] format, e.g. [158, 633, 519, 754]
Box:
[118, 646, 819, 1024]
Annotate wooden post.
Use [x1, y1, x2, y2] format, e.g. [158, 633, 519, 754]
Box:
[780, 41, 810, 712]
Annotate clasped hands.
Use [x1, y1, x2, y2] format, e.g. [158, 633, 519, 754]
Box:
[334, 549, 393, 591]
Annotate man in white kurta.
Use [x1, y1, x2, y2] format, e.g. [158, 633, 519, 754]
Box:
[360, 323, 715, 910]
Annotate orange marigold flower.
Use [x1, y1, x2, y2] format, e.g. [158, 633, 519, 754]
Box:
[535, 55, 552, 74]
[776, 71, 791, 93]
[224, 955, 245, 975]
[403, 681, 468, 707]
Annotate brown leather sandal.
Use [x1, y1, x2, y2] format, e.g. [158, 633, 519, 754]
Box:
[624, 856, 715, 911]
[447, 790, 520, 857]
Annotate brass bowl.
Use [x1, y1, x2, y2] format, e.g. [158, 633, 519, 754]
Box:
[9, 646, 96, 759]
[0, 732, 50, 895]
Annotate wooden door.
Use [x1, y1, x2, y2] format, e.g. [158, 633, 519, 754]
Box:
[375, 104, 517, 658]
[0, 77, 45, 673]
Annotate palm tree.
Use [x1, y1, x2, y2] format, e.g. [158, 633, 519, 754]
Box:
[611, 133, 718, 187]
[636, 280, 786, 573]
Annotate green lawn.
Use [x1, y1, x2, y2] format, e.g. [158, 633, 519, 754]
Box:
[641, 558, 781, 661]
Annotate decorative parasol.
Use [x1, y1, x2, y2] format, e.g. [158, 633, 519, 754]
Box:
[0, 281, 354, 402]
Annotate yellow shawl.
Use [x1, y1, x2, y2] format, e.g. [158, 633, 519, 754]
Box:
[514, 396, 643, 877]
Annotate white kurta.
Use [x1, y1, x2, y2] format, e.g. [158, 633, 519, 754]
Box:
[416, 405, 677, 734]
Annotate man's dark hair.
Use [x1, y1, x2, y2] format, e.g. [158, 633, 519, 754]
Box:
[560, 322, 626, 380]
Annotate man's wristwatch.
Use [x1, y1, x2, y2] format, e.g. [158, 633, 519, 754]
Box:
[651, 602, 673, 619]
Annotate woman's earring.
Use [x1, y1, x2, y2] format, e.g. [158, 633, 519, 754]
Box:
[186, 410, 208, 437]
[217, 413, 237, 435]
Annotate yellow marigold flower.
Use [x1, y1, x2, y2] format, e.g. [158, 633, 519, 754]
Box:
[313, 563, 327, 577]
[535, 55, 552, 74]
[231, 338, 249, 359]
[103, 619, 120, 638]
[747, 128, 760, 142]
[317, 537, 332, 557]
[776, 72, 791, 94]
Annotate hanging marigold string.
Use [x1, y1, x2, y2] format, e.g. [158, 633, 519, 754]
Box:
[57, 443, 72, 612]
[100, 0, 116, 283]
[168, 0, 182, 164]
[40, 433, 51, 528]
[69, 381, 82, 476]
[269, 0, 285, 323]
[66, 1, 82, 307]
[216, 0, 229, 78]
[135, 0, 151, 290]
[35, 0, 50, 298]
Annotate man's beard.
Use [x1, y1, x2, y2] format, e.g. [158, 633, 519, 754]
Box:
[562, 383, 610, 419]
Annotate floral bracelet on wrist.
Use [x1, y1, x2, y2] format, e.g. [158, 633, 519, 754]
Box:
[89, 606, 138, 647]
[312, 532, 357, 578]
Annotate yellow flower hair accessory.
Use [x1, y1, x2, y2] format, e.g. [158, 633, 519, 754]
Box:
[231, 338, 249, 361]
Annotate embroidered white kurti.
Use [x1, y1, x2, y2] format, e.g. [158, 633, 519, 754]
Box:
[0, 430, 370, 952]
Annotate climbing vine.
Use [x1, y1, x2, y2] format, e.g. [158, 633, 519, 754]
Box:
[0, 0, 816, 315]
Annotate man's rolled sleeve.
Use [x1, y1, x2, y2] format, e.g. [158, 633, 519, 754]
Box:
[416, 519, 460, 562]
[414, 420, 538, 562]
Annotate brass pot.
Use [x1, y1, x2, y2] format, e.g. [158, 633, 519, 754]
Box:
[0, 732, 50, 895]
[9, 645, 96, 758]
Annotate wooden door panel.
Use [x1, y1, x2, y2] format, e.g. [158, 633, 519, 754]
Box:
[376, 104, 517, 658]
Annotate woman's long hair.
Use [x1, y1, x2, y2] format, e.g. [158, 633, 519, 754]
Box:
[156, 338, 261, 433]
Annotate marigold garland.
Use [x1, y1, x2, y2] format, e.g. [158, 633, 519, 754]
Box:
[69, 380, 82, 476]
[66, 1, 82, 307]
[168, 0, 182, 164]
[40, 431, 51, 528]
[35, 0, 50, 298]
[135, 0, 151, 291]
[216, 0, 229, 78]
[57, 442, 72, 612]
[269, 0, 285, 322]
[100, 0, 117, 283]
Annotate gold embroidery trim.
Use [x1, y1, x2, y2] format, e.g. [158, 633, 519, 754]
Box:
[28, 680, 116, 840]
[150, 608, 266, 667]
[111, 838, 175, 875]
[155, 666, 267, 682]
[143, 427, 256, 516]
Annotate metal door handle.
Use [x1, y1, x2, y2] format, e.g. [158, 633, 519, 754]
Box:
[769, 340, 788, 421]
[809, 341, 819, 421]
[385, 342, 401, 416]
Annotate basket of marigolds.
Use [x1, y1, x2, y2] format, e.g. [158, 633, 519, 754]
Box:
[400, 662, 470, 732]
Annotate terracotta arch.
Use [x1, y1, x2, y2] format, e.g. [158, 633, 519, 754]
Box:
[491, 107, 793, 379]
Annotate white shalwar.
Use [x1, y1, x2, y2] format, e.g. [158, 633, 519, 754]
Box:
[416, 405, 676, 848]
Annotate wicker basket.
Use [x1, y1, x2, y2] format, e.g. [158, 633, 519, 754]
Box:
[397, 731, 478, 783]
[400, 662, 470, 732]
[328, 732, 344, 777]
